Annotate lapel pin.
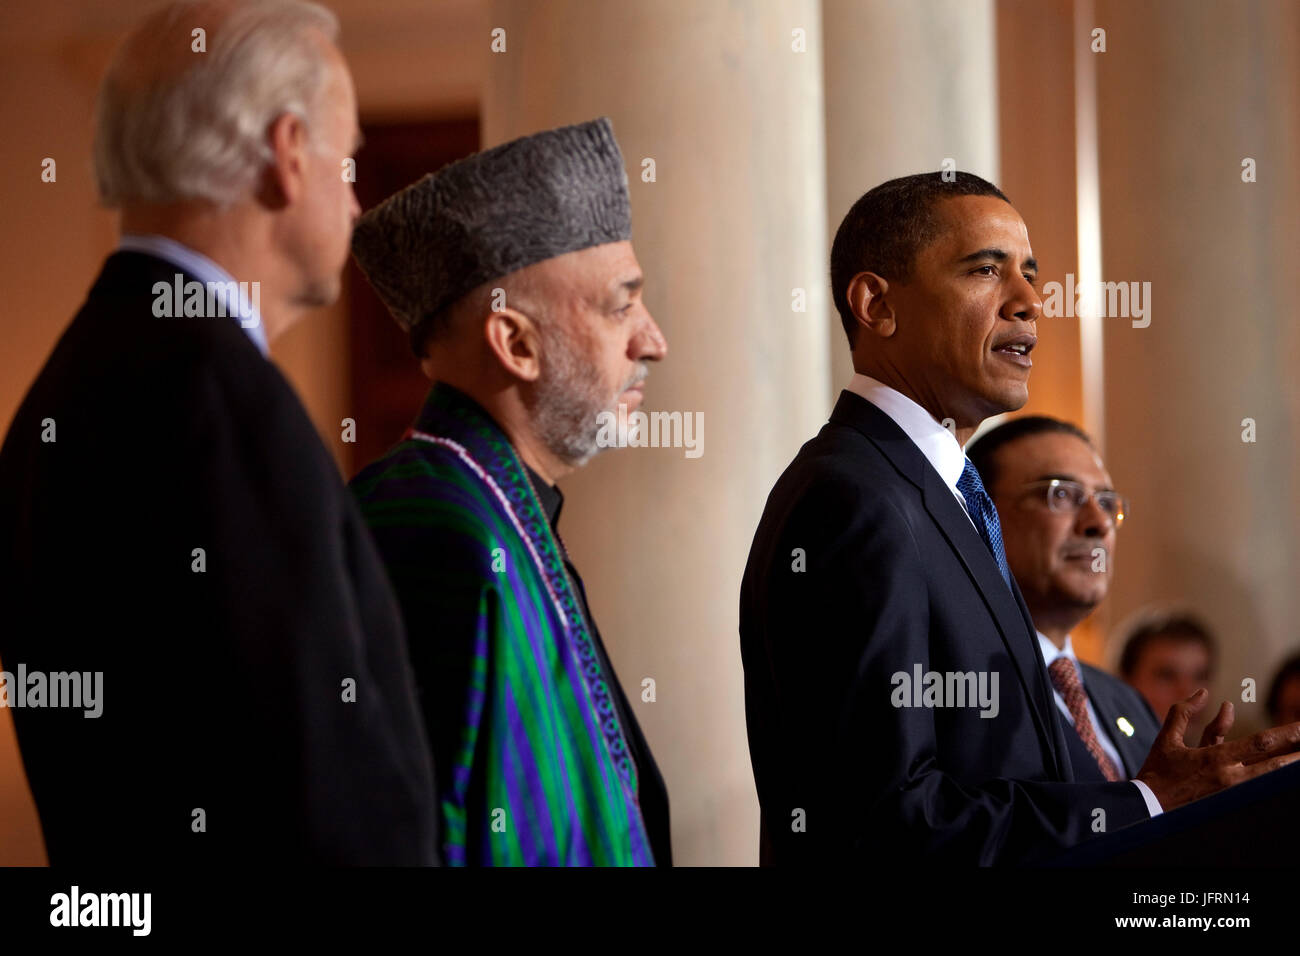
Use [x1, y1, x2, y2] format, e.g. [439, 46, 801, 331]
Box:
[1116, 716, 1135, 737]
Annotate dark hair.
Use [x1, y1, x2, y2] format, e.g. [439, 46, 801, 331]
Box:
[1117, 610, 1218, 679]
[1266, 652, 1300, 723]
[829, 171, 1009, 347]
[965, 415, 1093, 498]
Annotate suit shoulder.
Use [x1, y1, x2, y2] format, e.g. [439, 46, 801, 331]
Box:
[4, 301, 312, 469]
[763, 421, 919, 529]
[44, 291, 285, 418]
[746, 422, 926, 594]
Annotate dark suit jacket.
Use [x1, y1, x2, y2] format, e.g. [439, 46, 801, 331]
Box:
[0, 251, 439, 865]
[740, 390, 1150, 864]
[1079, 662, 1160, 778]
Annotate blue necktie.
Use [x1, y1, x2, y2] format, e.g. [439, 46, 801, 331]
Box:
[956, 458, 1014, 592]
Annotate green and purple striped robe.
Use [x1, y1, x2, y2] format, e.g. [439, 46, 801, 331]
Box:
[351, 384, 655, 865]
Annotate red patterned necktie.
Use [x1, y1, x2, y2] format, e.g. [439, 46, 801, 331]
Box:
[1047, 657, 1123, 782]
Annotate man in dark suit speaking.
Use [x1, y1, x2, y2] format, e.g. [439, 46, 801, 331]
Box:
[739, 172, 1300, 864]
[966, 416, 1159, 780]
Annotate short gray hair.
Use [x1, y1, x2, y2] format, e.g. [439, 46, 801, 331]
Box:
[93, 0, 340, 208]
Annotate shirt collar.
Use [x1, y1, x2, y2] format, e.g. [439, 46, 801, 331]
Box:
[1036, 630, 1077, 667]
[846, 373, 968, 495]
[117, 233, 269, 357]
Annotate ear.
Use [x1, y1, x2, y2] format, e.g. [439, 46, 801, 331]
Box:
[846, 271, 897, 340]
[483, 307, 543, 383]
[261, 111, 311, 209]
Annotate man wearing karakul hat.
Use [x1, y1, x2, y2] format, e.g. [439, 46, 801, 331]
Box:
[350, 117, 672, 866]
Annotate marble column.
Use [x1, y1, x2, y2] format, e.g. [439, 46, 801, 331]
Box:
[822, 0, 1001, 396]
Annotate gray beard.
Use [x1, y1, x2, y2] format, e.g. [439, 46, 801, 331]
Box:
[528, 326, 615, 468]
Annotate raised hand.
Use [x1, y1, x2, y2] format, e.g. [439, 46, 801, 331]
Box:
[1136, 688, 1300, 811]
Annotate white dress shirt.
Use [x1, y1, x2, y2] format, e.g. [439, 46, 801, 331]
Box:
[118, 233, 269, 357]
[846, 374, 1163, 818]
[1036, 632, 1162, 817]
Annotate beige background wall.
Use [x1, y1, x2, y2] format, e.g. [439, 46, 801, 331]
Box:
[1093, 0, 1300, 731]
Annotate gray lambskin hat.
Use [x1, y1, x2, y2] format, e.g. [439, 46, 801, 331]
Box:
[350, 116, 631, 344]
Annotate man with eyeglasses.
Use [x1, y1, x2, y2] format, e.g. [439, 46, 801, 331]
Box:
[966, 416, 1159, 783]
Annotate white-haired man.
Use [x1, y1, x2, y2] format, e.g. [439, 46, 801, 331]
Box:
[0, 0, 438, 865]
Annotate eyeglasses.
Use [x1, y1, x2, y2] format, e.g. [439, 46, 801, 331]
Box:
[1020, 479, 1128, 527]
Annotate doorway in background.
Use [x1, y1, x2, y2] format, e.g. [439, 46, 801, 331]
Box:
[346, 116, 479, 476]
